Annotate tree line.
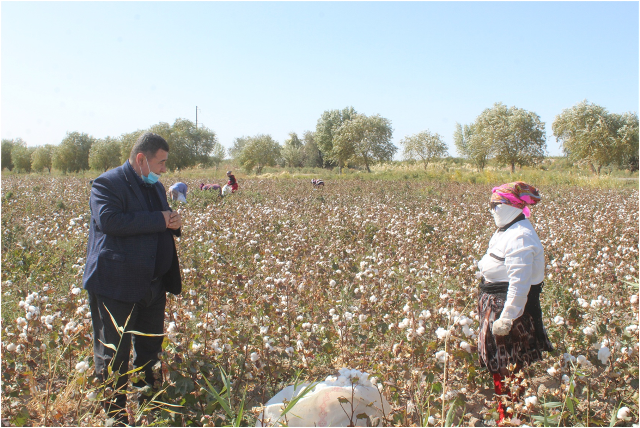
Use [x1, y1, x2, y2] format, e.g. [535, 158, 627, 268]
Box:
[2, 100, 637, 176]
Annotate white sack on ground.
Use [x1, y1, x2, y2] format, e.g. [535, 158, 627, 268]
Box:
[222, 184, 232, 196]
[255, 368, 390, 427]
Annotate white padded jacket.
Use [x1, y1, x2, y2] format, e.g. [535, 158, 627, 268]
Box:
[478, 218, 545, 321]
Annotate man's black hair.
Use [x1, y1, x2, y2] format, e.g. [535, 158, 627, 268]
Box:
[130, 132, 170, 160]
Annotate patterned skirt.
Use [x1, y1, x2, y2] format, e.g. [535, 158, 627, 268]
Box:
[477, 282, 554, 375]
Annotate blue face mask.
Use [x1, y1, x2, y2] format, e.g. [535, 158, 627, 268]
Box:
[142, 156, 161, 185]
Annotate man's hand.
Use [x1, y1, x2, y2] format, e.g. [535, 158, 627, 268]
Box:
[167, 211, 182, 230]
[162, 211, 172, 228]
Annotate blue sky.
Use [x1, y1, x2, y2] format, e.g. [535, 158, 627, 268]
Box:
[2, 1, 638, 157]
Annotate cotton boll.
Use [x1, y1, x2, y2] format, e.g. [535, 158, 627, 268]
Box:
[583, 326, 595, 336]
[597, 346, 611, 364]
[435, 350, 448, 363]
[563, 353, 576, 365]
[460, 341, 471, 353]
[617, 407, 631, 421]
[436, 327, 449, 340]
[250, 352, 260, 362]
[576, 355, 589, 366]
[75, 361, 89, 373]
[547, 367, 558, 376]
[524, 396, 538, 407]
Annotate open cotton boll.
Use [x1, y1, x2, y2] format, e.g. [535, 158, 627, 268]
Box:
[435, 327, 450, 340]
[576, 355, 589, 366]
[435, 350, 448, 363]
[597, 346, 611, 364]
[617, 407, 631, 421]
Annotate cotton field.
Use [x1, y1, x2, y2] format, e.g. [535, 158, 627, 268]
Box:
[1, 175, 638, 427]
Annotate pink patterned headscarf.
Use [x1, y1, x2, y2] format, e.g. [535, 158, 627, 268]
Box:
[490, 181, 540, 218]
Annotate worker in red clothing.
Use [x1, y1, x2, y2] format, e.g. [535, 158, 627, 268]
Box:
[226, 171, 238, 193]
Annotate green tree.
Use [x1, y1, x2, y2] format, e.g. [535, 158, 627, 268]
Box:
[229, 136, 249, 160]
[552, 100, 635, 175]
[11, 139, 35, 173]
[454, 122, 490, 171]
[281, 132, 305, 168]
[401, 130, 448, 169]
[52, 132, 95, 173]
[613, 112, 639, 172]
[89, 137, 122, 172]
[332, 113, 396, 173]
[119, 130, 146, 163]
[31, 144, 54, 173]
[210, 141, 226, 170]
[473, 103, 546, 173]
[237, 134, 281, 174]
[2, 139, 16, 171]
[302, 131, 323, 168]
[315, 106, 357, 167]
[168, 119, 218, 170]
[501, 106, 546, 172]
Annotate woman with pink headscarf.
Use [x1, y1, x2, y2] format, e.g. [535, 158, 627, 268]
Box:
[476, 181, 553, 425]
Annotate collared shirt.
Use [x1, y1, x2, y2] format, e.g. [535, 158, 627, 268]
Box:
[126, 160, 174, 280]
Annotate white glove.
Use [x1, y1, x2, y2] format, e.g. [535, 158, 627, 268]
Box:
[492, 318, 513, 336]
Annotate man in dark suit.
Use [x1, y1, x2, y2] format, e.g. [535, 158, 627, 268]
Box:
[82, 132, 182, 425]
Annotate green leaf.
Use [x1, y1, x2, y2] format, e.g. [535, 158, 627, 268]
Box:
[174, 374, 195, 396]
[11, 406, 29, 427]
[356, 413, 369, 420]
[445, 399, 459, 427]
[201, 370, 233, 420]
[542, 401, 563, 408]
[610, 403, 621, 427]
[337, 396, 350, 404]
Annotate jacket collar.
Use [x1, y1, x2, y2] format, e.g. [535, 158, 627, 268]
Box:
[122, 160, 148, 209]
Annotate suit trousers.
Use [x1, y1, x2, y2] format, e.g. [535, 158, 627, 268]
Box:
[88, 283, 166, 414]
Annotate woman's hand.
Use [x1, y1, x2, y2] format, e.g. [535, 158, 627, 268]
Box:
[492, 318, 513, 336]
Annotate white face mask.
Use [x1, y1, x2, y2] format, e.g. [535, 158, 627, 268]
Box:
[491, 204, 523, 227]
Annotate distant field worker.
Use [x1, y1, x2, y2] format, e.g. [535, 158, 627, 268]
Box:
[200, 182, 222, 196]
[476, 181, 553, 425]
[168, 182, 188, 202]
[226, 171, 238, 193]
[311, 178, 324, 189]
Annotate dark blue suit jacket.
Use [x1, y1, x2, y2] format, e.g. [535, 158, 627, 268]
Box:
[82, 161, 182, 302]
